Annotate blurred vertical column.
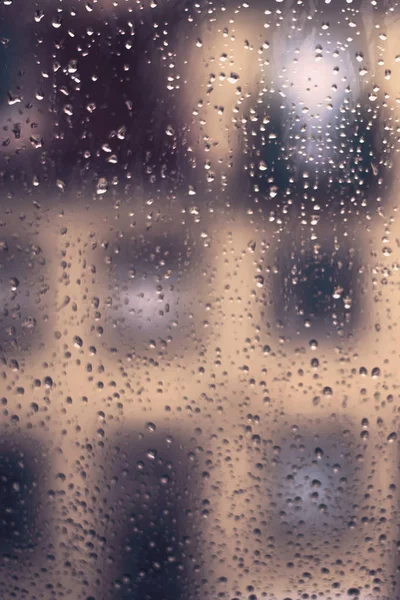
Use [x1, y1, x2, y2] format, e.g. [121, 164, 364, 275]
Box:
[364, 6, 400, 597]
[179, 1, 265, 200]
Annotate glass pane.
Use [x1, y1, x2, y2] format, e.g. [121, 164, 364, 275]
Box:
[0, 0, 399, 598]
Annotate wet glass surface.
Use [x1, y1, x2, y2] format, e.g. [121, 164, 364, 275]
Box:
[0, 0, 399, 598]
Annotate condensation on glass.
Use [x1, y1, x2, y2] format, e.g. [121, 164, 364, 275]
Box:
[0, 0, 399, 598]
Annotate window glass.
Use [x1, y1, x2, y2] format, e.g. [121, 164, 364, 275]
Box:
[0, 0, 399, 598]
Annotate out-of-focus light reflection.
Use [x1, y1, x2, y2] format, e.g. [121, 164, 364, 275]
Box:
[272, 33, 359, 168]
[280, 39, 352, 112]
[112, 280, 179, 330]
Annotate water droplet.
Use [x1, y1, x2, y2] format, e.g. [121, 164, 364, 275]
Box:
[315, 447, 323, 459]
[96, 178, 108, 195]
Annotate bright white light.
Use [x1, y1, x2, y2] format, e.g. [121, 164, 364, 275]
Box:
[283, 43, 344, 113]
[272, 34, 360, 167]
[122, 280, 178, 325]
